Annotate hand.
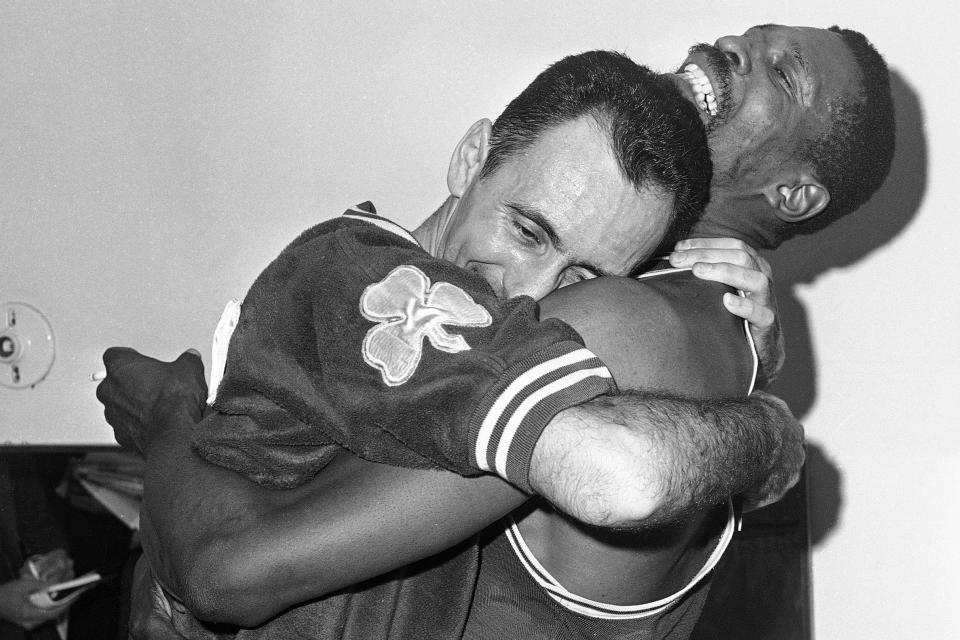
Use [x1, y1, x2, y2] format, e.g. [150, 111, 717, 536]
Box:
[96, 347, 208, 456]
[128, 557, 221, 640]
[21, 549, 74, 583]
[0, 577, 70, 630]
[741, 390, 805, 512]
[670, 237, 785, 386]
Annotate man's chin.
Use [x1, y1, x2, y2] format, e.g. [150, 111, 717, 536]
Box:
[703, 112, 728, 136]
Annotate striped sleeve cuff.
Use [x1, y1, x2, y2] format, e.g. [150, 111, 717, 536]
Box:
[468, 342, 617, 492]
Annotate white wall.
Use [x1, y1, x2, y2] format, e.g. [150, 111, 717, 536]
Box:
[1, 1, 955, 637]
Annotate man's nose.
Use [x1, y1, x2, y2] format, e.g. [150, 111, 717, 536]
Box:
[714, 35, 752, 75]
[502, 264, 562, 301]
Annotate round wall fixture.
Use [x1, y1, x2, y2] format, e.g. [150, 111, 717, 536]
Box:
[0, 302, 56, 389]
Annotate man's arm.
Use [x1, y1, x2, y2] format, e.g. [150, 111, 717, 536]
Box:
[102, 345, 799, 627]
[99, 348, 527, 626]
[527, 273, 801, 528]
[142, 429, 525, 626]
[98, 240, 798, 624]
[529, 388, 799, 528]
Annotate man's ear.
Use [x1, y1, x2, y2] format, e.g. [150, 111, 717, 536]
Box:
[447, 119, 492, 198]
[764, 173, 830, 223]
[764, 172, 830, 222]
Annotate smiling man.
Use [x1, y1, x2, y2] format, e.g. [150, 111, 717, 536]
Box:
[98, 24, 894, 640]
[462, 24, 895, 639]
[184, 51, 717, 523]
[673, 25, 892, 251]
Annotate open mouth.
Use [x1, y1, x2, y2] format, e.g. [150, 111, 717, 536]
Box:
[678, 64, 719, 116]
[675, 44, 733, 128]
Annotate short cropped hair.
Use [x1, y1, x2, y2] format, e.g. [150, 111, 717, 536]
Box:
[791, 26, 896, 238]
[479, 50, 712, 245]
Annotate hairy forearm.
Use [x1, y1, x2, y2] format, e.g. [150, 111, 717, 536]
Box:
[530, 390, 798, 529]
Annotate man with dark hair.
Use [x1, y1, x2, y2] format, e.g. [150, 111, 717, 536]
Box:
[186, 51, 718, 517]
[673, 24, 895, 249]
[98, 21, 896, 638]
[795, 26, 896, 234]
[455, 24, 895, 637]
[477, 51, 709, 241]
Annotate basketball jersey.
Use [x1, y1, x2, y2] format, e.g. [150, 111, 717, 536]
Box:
[463, 262, 759, 639]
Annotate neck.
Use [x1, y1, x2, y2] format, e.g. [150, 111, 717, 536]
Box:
[411, 196, 458, 258]
[690, 190, 782, 249]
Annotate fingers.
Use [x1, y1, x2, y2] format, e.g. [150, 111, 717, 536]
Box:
[29, 550, 74, 582]
[672, 238, 772, 278]
[102, 346, 146, 368]
[683, 261, 775, 331]
[175, 350, 208, 396]
[722, 292, 776, 329]
[99, 347, 204, 398]
[671, 247, 770, 274]
[104, 347, 199, 371]
[687, 259, 771, 294]
[675, 237, 752, 251]
[743, 391, 805, 511]
[175, 349, 204, 372]
[673, 247, 776, 331]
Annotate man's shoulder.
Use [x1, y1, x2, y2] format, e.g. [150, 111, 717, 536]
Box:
[538, 272, 735, 343]
[636, 267, 738, 316]
[538, 274, 753, 398]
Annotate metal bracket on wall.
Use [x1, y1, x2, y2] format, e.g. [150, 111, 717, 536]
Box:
[0, 302, 56, 389]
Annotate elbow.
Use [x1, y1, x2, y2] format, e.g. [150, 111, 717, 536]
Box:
[579, 431, 676, 529]
[177, 540, 277, 628]
[580, 467, 665, 529]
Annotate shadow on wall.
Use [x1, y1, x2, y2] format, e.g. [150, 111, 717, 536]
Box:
[804, 441, 842, 546]
[767, 69, 927, 547]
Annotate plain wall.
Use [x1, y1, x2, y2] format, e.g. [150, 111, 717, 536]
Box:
[2, 1, 956, 637]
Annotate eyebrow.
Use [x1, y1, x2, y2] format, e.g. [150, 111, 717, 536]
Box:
[505, 201, 619, 278]
[752, 24, 808, 71]
[790, 44, 809, 75]
[788, 43, 815, 104]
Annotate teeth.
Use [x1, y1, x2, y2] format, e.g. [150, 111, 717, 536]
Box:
[681, 64, 718, 117]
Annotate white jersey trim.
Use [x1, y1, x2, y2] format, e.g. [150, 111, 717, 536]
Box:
[342, 209, 420, 247]
[207, 298, 242, 406]
[505, 501, 736, 620]
[473, 348, 611, 474]
[491, 365, 612, 479]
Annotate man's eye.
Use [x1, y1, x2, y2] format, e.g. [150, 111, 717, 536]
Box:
[775, 67, 792, 88]
[512, 221, 540, 243]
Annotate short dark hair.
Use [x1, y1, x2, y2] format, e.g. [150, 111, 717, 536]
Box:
[479, 50, 712, 245]
[791, 26, 896, 238]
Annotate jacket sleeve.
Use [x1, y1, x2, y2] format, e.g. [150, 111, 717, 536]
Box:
[196, 219, 617, 491]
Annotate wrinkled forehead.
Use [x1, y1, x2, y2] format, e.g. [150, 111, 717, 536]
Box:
[550, 185, 675, 276]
